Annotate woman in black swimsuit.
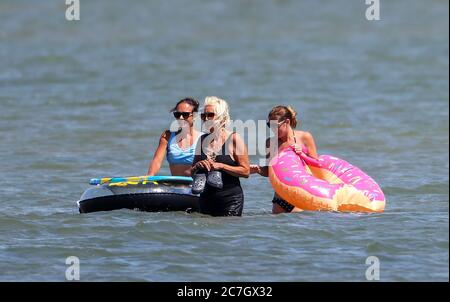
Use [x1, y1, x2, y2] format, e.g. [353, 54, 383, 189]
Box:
[191, 96, 250, 216]
[250, 105, 319, 214]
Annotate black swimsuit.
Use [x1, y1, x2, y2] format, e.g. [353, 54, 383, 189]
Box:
[272, 196, 295, 212]
[198, 133, 244, 216]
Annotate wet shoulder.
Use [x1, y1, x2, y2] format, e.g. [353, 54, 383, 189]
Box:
[161, 130, 172, 142]
[295, 130, 313, 142]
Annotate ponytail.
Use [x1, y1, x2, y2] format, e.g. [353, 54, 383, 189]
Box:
[286, 106, 298, 128]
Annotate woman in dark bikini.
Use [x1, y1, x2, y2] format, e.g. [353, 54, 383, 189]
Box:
[191, 96, 250, 217]
[250, 105, 319, 214]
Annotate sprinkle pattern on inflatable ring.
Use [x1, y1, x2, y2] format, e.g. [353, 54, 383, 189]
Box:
[269, 148, 386, 212]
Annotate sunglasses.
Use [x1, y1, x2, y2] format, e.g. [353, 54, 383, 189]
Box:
[173, 111, 193, 119]
[266, 119, 286, 128]
[201, 112, 215, 121]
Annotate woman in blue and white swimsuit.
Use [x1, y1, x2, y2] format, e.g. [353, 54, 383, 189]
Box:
[147, 98, 202, 177]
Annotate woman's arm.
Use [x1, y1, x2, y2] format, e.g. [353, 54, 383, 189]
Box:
[250, 165, 269, 177]
[192, 155, 213, 173]
[249, 137, 271, 177]
[147, 131, 170, 176]
[211, 133, 250, 178]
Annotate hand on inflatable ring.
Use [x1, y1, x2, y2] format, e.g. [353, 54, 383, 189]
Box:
[289, 144, 321, 167]
[290, 144, 303, 156]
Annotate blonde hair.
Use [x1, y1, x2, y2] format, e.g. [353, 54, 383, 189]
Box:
[204, 96, 231, 129]
[268, 105, 298, 128]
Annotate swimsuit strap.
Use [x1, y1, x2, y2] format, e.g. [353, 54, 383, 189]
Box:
[292, 130, 309, 154]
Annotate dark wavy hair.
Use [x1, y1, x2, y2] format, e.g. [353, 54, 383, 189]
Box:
[170, 97, 200, 112]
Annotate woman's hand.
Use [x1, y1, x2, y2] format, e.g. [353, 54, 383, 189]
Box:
[192, 159, 224, 173]
[192, 160, 213, 172]
[249, 165, 261, 175]
[291, 144, 303, 156]
[208, 159, 224, 171]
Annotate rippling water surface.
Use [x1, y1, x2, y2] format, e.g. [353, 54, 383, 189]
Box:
[0, 0, 448, 281]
